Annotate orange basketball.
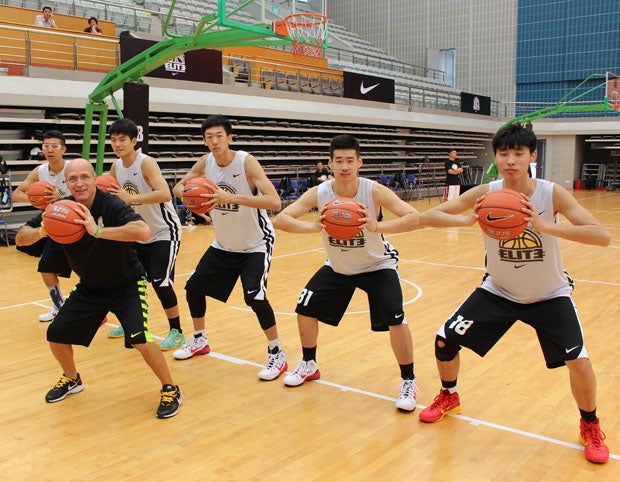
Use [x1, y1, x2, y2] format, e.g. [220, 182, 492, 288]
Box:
[182, 177, 217, 214]
[477, 188, 528, 240]
[43, 199, 87, 244]
[96, 174, 121, 192]
[323, 197, 364, 240]
[27, 180, 55, 209]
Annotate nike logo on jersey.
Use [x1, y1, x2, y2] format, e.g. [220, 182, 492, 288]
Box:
[565, 345, 580, 354]
[486, 213, 515, 222]
[360, 81, 380, 94]
[233, 173, 242, 177]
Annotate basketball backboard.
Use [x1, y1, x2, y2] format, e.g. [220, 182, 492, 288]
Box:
[605, 71, 620, 110]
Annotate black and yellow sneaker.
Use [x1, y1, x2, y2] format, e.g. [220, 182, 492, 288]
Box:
[156, 384, 181, 419]
[45, 374, 84, 403]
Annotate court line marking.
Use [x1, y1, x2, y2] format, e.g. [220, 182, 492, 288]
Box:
[7, 230, 618, 461]
[8, 300, 619, 462]
[183, 348, 620, 462]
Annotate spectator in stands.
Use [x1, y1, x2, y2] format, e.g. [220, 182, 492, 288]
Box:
[309, 160, 332, 187]
[171, 115, 288, 382]
[444, 149, 464, 201]
[34, 6, 58, 29]
[84, 17, 102, 35]
[272, 134, 422, 412]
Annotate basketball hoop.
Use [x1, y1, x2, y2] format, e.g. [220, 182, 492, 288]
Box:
[284, 13, 328, 58]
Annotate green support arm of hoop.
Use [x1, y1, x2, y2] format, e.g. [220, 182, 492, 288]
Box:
[484, 73, 618, 182]
[83, 0, 292, 173]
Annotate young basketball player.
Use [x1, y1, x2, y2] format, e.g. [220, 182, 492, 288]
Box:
[419, 122, 611, 463]
[171, 115, 287, 381]
[13, 130, 71, 322]
[104, 118, 185, 351]
[272, 134, 422, 412]
[15, 158, 181, 418]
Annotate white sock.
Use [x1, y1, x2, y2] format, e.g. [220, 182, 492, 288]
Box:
[268, 337, 282, 352]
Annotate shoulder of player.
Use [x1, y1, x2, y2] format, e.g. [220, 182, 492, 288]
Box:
[550, 182, 577, 209]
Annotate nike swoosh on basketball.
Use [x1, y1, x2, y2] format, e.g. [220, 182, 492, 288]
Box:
[486, 213, 515, 222]
[565, 345, 579, 353]
[360, 81, 380, 94]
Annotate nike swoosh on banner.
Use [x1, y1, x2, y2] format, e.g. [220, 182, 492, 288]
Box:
[360, 81, 380, 94]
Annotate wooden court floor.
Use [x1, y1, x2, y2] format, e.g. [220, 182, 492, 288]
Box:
[0, 190, 619, 481]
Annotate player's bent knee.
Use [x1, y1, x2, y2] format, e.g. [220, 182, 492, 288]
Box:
[186, 290, 206, 318]
[435, 335, 461, 362]
[246, 298, 276, 331]
[153, 285, 178, 310]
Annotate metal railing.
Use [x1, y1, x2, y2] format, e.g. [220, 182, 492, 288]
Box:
[0, 22, 120, 71]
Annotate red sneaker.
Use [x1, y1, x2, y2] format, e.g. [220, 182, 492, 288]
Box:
[419, 389, 461, 423]
[580, 418, 609, 463]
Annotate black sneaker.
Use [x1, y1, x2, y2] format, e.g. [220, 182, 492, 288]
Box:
[45, 374, 84, 403]
[156, 384, 181, 419]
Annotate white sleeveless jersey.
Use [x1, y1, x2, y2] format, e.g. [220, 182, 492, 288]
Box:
[38, 161, 69, 197]
[318, 178, 398, 275]
[114, 152, 181, 244]
[481, 179, 572, 303]
[206, 150, 275, 253]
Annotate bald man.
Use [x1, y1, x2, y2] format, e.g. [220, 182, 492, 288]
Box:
[16, 159, 182, 419]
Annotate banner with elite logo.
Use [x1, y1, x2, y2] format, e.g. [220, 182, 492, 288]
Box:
[120, 36, 223, 84]
[343, 71, 394, 103]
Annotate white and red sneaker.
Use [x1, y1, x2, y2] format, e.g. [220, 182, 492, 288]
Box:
[173, 335, 211, 360]
[283, 360, 320, 386]
[258, 349, 288, 381]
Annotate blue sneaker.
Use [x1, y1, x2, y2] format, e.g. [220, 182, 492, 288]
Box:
[107, 326, 124, 338]
[159, 329, 186, 351]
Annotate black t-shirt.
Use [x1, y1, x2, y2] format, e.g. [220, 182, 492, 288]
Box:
[33, 190, 145, 292]
[445, 159, 461, 185]
[310, 167, 330, 187]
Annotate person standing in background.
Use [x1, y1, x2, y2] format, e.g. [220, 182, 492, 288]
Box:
[444, 150, 464, 201]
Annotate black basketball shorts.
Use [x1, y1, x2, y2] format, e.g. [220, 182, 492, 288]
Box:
[438, 287, 587, 368]
[295, 265, 407, 332]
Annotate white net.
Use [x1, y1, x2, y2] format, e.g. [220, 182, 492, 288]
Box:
[284, 13, 328, 58]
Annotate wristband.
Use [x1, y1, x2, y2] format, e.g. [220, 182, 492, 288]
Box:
[39, 227, 47, 237]
[94, 225, 102, 238]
